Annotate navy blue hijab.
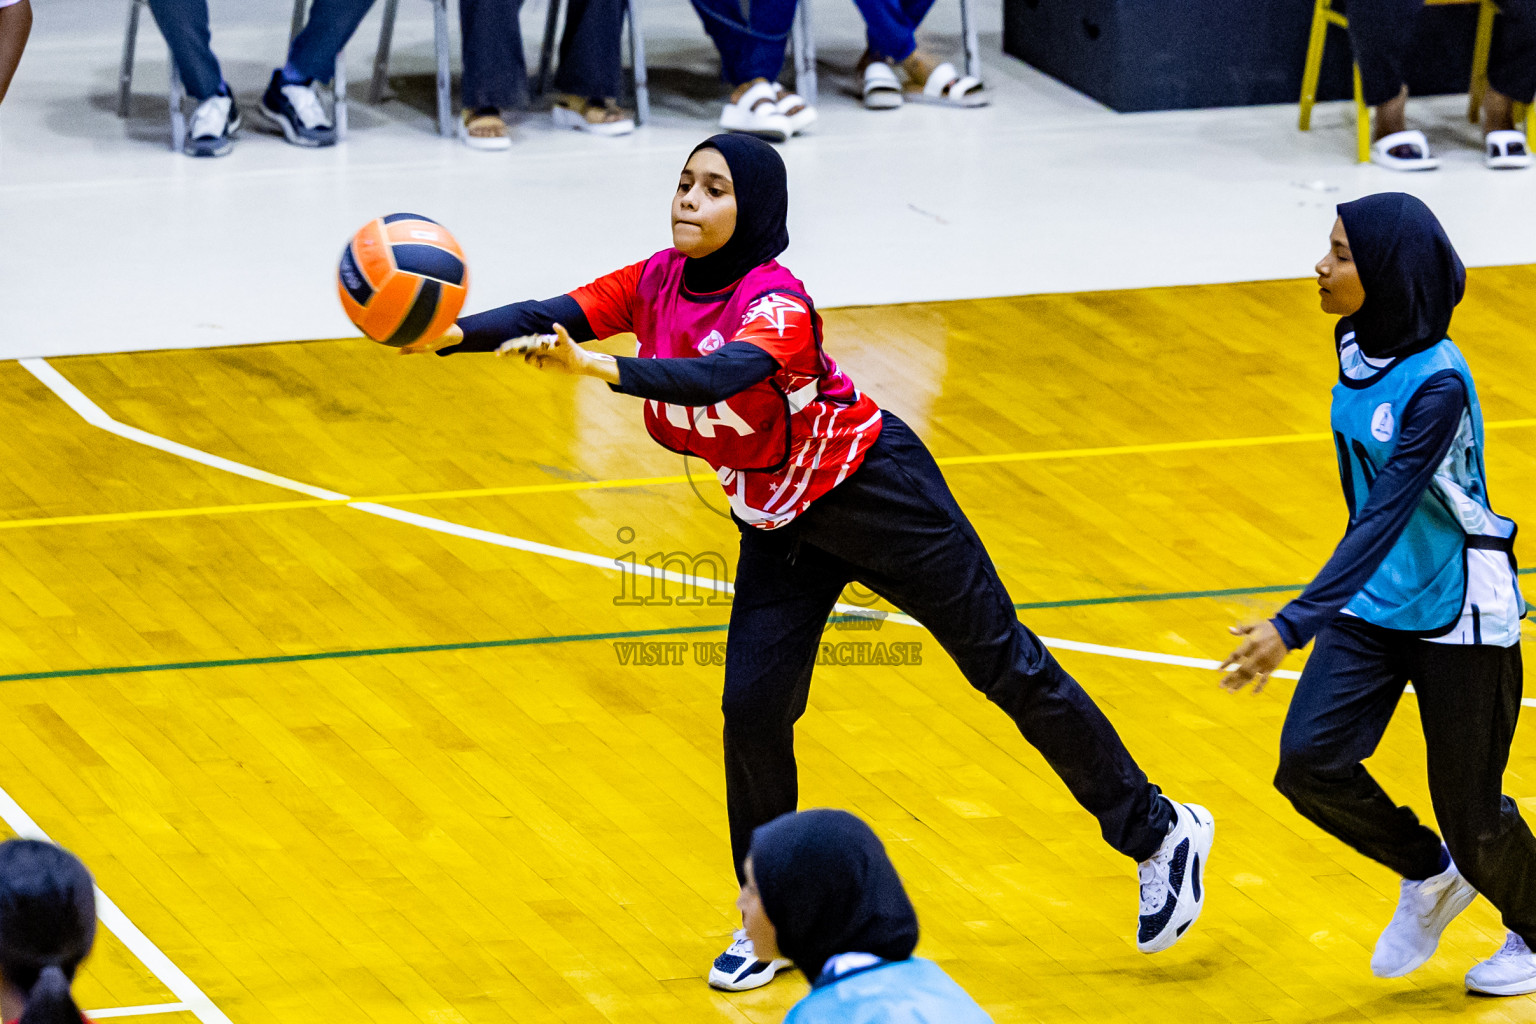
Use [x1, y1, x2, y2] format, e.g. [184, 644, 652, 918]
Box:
[1336, 192, 1465, 360]
[681, 135, 789, 294]
[749, 809, 919, 984]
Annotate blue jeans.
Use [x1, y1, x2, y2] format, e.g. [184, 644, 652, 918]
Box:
[722, 413, 1173, 880]
[690, 0, 796, 85]
[853, 0, 938, 63]
[461, 0, 624, 109]
[147, 0, 375, 101]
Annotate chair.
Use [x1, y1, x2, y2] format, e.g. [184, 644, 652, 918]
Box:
[534, 0, 653, 122]
[118, 0, 348, 151]
[1298, 0, 1531, 162]
[368, 0, 454, 137]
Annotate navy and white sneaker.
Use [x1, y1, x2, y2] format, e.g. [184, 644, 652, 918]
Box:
[186, 92, 240, 157]
[708, 929, 792, 991]
[1137, 800, 1214, 953]
[257, 70, 336, 147]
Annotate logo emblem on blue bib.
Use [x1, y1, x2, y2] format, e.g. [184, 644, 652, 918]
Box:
[1371, 402, 1395, 442]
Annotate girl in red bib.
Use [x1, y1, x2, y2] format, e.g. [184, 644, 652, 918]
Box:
[0, 840, 96, 1024]
[415, 134, 1213, 988]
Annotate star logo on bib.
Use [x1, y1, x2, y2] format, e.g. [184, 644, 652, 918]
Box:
[698, 330, 725, 354]
[743, 294, 806, 337]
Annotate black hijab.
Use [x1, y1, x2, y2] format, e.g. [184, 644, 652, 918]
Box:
[681, 134, 790, 294]
[749, 809, 918, 983]
[1336, 192, 1465, 360]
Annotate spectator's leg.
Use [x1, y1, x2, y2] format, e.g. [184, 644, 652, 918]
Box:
[553, 0, 624, 99]
[146, 0, 224, 100]
[287, 0, 376, 83]
[740, 0, 795, 84]
[460, 0, 528, 110]
[1345, 0, 1421, 138]
[853, 0, 919, 62]
[0, 0, 32, 107]
[690, 0, 754, 85]
[1485, 0, 1536, 131]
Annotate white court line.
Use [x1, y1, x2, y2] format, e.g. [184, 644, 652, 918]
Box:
[35, 357, 1532, 711]
[87, 1003, 192, 1019]
[0, 786, 232, 1024]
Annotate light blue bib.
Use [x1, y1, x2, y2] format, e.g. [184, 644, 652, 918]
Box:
[1330, 334, 1523, 638]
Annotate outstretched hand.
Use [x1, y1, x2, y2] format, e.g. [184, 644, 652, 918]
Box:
[397, 323, 463, 355]
[499, 323, 620, 384]
[1220, 620, 1289, 694]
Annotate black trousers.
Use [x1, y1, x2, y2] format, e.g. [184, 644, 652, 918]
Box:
[1347, 0, 1536, 106]
[721, 413, 1172, 881]
[460, 0, 623, 109]
[1275, 615, 1536, 944]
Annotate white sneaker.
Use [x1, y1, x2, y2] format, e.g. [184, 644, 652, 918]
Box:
[186, 93, 241, 157]
[707, 929, 792, 991]
[1137, 801, 1215, 953]
[772, 83, 817, 136]
[1467, 932, 1536, 995]
[719, 80, 791, 143]
[1370, 857, 1477, 977]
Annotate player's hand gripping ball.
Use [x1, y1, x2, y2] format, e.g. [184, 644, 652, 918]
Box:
[338, 213, 468, 347]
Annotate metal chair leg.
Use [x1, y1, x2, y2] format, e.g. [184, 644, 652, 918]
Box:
[1468, 0, 1495, 123]
[1353, 62, 1370, 162]
[1297, 0, 1329, 130]
[335, 50, 349, 139]
[119, 0, 142, 118]
[291, 0, 308, 41]
[959, 0, 980, 83]
[169, 57, 187, 152]
[370, 0, 399, 103]
[537, 0, 562, 97]
[433, 0, 453, 136]
[792, 0, 816, 106]
[626, 0, 649, 125]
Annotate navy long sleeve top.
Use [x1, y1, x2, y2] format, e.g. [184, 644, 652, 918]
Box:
[444, 298, 779, 406]
[1271, 370, 1467, 649]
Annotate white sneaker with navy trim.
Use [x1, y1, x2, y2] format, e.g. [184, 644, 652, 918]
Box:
[1467, 932, 1536, 995]
[1137, 801, 1214, 953]
[1370, 858, 1477, 977]
[708, 929, 792, 991]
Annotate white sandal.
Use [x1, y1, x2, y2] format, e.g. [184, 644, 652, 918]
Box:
[862, 62, 902, 110]
[719, 79, 791, 142]
[910, 61, 987, 107]
[772, 83, 818, 135]
[1371, 129, 1438, 171]
[1485, 129, 1532, 170]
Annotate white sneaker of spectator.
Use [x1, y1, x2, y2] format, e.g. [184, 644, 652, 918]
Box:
[186, 92, 241, 158]
[719, 79, 792, 143]
[772, 83, 816, 136]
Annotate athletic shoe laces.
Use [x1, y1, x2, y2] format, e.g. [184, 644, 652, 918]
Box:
[1492, 932, 1531, 962]
[190, 95, 232, 139]
[283, 83, 331, 129]
[1137, 844, 1172, 914]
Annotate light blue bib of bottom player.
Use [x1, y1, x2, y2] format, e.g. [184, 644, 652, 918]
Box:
[784, 957, 994, 1024]
[1331, 335, 1524, 642]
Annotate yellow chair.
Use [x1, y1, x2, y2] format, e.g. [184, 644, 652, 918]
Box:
[1298, 0, 1532, 162]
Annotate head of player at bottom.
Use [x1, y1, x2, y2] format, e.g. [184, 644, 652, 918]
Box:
[728, 808, 993, 1018]
[0, 839, 97, 1024]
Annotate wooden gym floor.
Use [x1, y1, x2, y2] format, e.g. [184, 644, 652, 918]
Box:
[3, 267, 1535, 1024]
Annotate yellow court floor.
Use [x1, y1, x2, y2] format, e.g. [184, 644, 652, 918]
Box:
[3, 267, 1536, 1024]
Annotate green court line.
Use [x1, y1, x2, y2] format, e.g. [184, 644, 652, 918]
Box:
[4, 569, 1531, 684]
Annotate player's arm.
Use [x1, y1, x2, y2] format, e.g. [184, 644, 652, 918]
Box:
[1221, 371, 1466, 692]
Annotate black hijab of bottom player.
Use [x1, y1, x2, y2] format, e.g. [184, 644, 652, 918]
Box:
[680, 134, 790, 294]
[0, 840, 96, 1024]
[1336, 192, 1465, 360]
[749, 809, 919, 983]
